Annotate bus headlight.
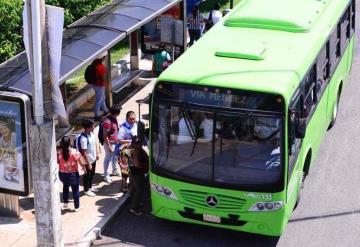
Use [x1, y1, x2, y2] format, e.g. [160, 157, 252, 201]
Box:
[150, 182, 177, 200]
[248, 201, 283, 212]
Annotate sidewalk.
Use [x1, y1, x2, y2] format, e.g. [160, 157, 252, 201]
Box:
[0, 58, 156, 247]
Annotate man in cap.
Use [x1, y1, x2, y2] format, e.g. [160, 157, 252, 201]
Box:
[92, 51, 109, 121]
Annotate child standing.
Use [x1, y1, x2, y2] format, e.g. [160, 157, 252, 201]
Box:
[117, 148, 130, 193]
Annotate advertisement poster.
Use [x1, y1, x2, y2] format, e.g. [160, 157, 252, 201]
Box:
[0, 100, 25, 193]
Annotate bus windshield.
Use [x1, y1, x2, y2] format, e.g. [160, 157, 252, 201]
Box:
[152, 84, 284, 192]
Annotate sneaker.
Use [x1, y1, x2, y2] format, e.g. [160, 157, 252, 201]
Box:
[112, 170, 121, 176]
[84, 190, 96, 197]
[129, 209, 142, 216]
[104, 175, 112, 183]
[91, 187, 99, 192]
[62, 203, 69, 210]
[74, 208, 80, 212]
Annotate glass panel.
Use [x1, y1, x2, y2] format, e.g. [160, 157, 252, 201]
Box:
[95, 14, 139, 31]
[125, 0, 169, 11]
[153, 104, 213, 181]
[155, 83, 282, 112]
[113, 6, 154, 20]
[214, 113, 281, 185]
[152, 96, 283, 189]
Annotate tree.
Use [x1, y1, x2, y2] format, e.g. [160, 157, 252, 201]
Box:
[0, 0, 110, 64]
[46, 0, 110, 27]
[0, 0, 23, 63]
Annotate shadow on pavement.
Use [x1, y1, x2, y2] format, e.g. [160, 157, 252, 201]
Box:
[289, 208, 360, 223]
[94, 190, 280, 247]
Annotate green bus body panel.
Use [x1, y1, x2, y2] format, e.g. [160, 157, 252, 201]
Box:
[224, 0, 329, 32]
[150, 0, 354, 236]
[151, 175, 287, 236]
[215, 44, 266, 60]
[158, 0, 350, 105]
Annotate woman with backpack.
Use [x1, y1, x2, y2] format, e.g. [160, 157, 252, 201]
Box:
[86, 52, 109, 121]
[57, 136, 86, 211]
[125, 136, 149, 216]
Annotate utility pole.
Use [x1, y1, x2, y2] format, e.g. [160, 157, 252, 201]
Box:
[230, 0, 234, 9]
[25, 0, 64, 246]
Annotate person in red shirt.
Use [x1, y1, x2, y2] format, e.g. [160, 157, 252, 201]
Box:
[93, 52, 109, 121]
[57, 136, 86, 211]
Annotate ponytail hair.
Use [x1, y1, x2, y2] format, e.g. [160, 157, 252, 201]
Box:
[60, 136, 71, 161]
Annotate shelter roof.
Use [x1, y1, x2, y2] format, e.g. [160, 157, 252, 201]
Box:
[0, 0, 181, 96]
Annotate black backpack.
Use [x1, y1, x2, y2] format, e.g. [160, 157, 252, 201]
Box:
[84, 63, 96, 84]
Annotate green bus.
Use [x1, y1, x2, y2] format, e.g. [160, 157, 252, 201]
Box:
[148, 0, 356, 236]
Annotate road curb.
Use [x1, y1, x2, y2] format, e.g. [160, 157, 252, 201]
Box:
[74, 194, 129, 247]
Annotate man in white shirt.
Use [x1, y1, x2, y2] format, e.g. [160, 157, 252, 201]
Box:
[118, 111, 138, 147]
[177, 117, 195, 144]
[78, 119, 99, 196]
[200, 113, 220, 141]
[205, 3, 222, 31]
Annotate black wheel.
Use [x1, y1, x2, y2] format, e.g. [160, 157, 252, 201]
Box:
[328, 92, 340, 130]
[294, 172, 305, 211]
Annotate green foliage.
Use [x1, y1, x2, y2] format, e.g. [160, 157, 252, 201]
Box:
[0, 0, 23, 63]
[198, 0, 242, 12]
[0, 0, 111, 64]
[46, 0, 110, 27]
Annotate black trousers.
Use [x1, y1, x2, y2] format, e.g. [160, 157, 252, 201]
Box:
[188, 29, 201, 46]
[129, 172, 146, 210]
[83, 161, 96, 192]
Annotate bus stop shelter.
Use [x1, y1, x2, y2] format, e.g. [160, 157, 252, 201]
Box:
[0, 0, 186, 124]
[0, 0, 186, 217]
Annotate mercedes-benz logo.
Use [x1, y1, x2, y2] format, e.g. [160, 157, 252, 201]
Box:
[206, 196, 218, 207]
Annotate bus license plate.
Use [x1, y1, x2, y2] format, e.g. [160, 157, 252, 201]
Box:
[203, 214, 221, 223]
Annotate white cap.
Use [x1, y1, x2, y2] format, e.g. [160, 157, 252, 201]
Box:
[97, 51, 107, 59]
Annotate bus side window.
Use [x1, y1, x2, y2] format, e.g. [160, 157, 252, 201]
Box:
[329, 23, 340, 76]
[350, 0, 355, 35]
[302, 66, 316, 118]
[288, 100, 302, 179]
[340, 6, 351, 54]
[316, 42, 330, 99]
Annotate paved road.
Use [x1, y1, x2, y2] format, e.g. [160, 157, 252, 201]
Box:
[94, 5, 360, 247]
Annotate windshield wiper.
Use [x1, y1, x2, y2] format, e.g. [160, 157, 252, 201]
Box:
[180, 104, 198, 156]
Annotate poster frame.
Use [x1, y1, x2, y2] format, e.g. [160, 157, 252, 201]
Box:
[0, 91, 32, 196]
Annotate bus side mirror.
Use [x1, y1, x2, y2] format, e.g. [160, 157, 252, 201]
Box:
[295, 118, 306, 139]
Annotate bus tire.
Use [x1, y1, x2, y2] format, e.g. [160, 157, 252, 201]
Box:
[328, 91, 340, 130]
[293, 176, 303, 211]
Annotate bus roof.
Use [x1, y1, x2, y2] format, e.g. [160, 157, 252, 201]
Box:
[158, 0, 350, 104]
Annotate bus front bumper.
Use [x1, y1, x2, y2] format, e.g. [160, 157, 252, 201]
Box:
[151, 192, 286, 236]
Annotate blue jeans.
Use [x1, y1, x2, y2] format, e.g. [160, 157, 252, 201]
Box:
[93, 85, 108, 117]
[59, 172, 80, 209]
[103, 144, 118, 177]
